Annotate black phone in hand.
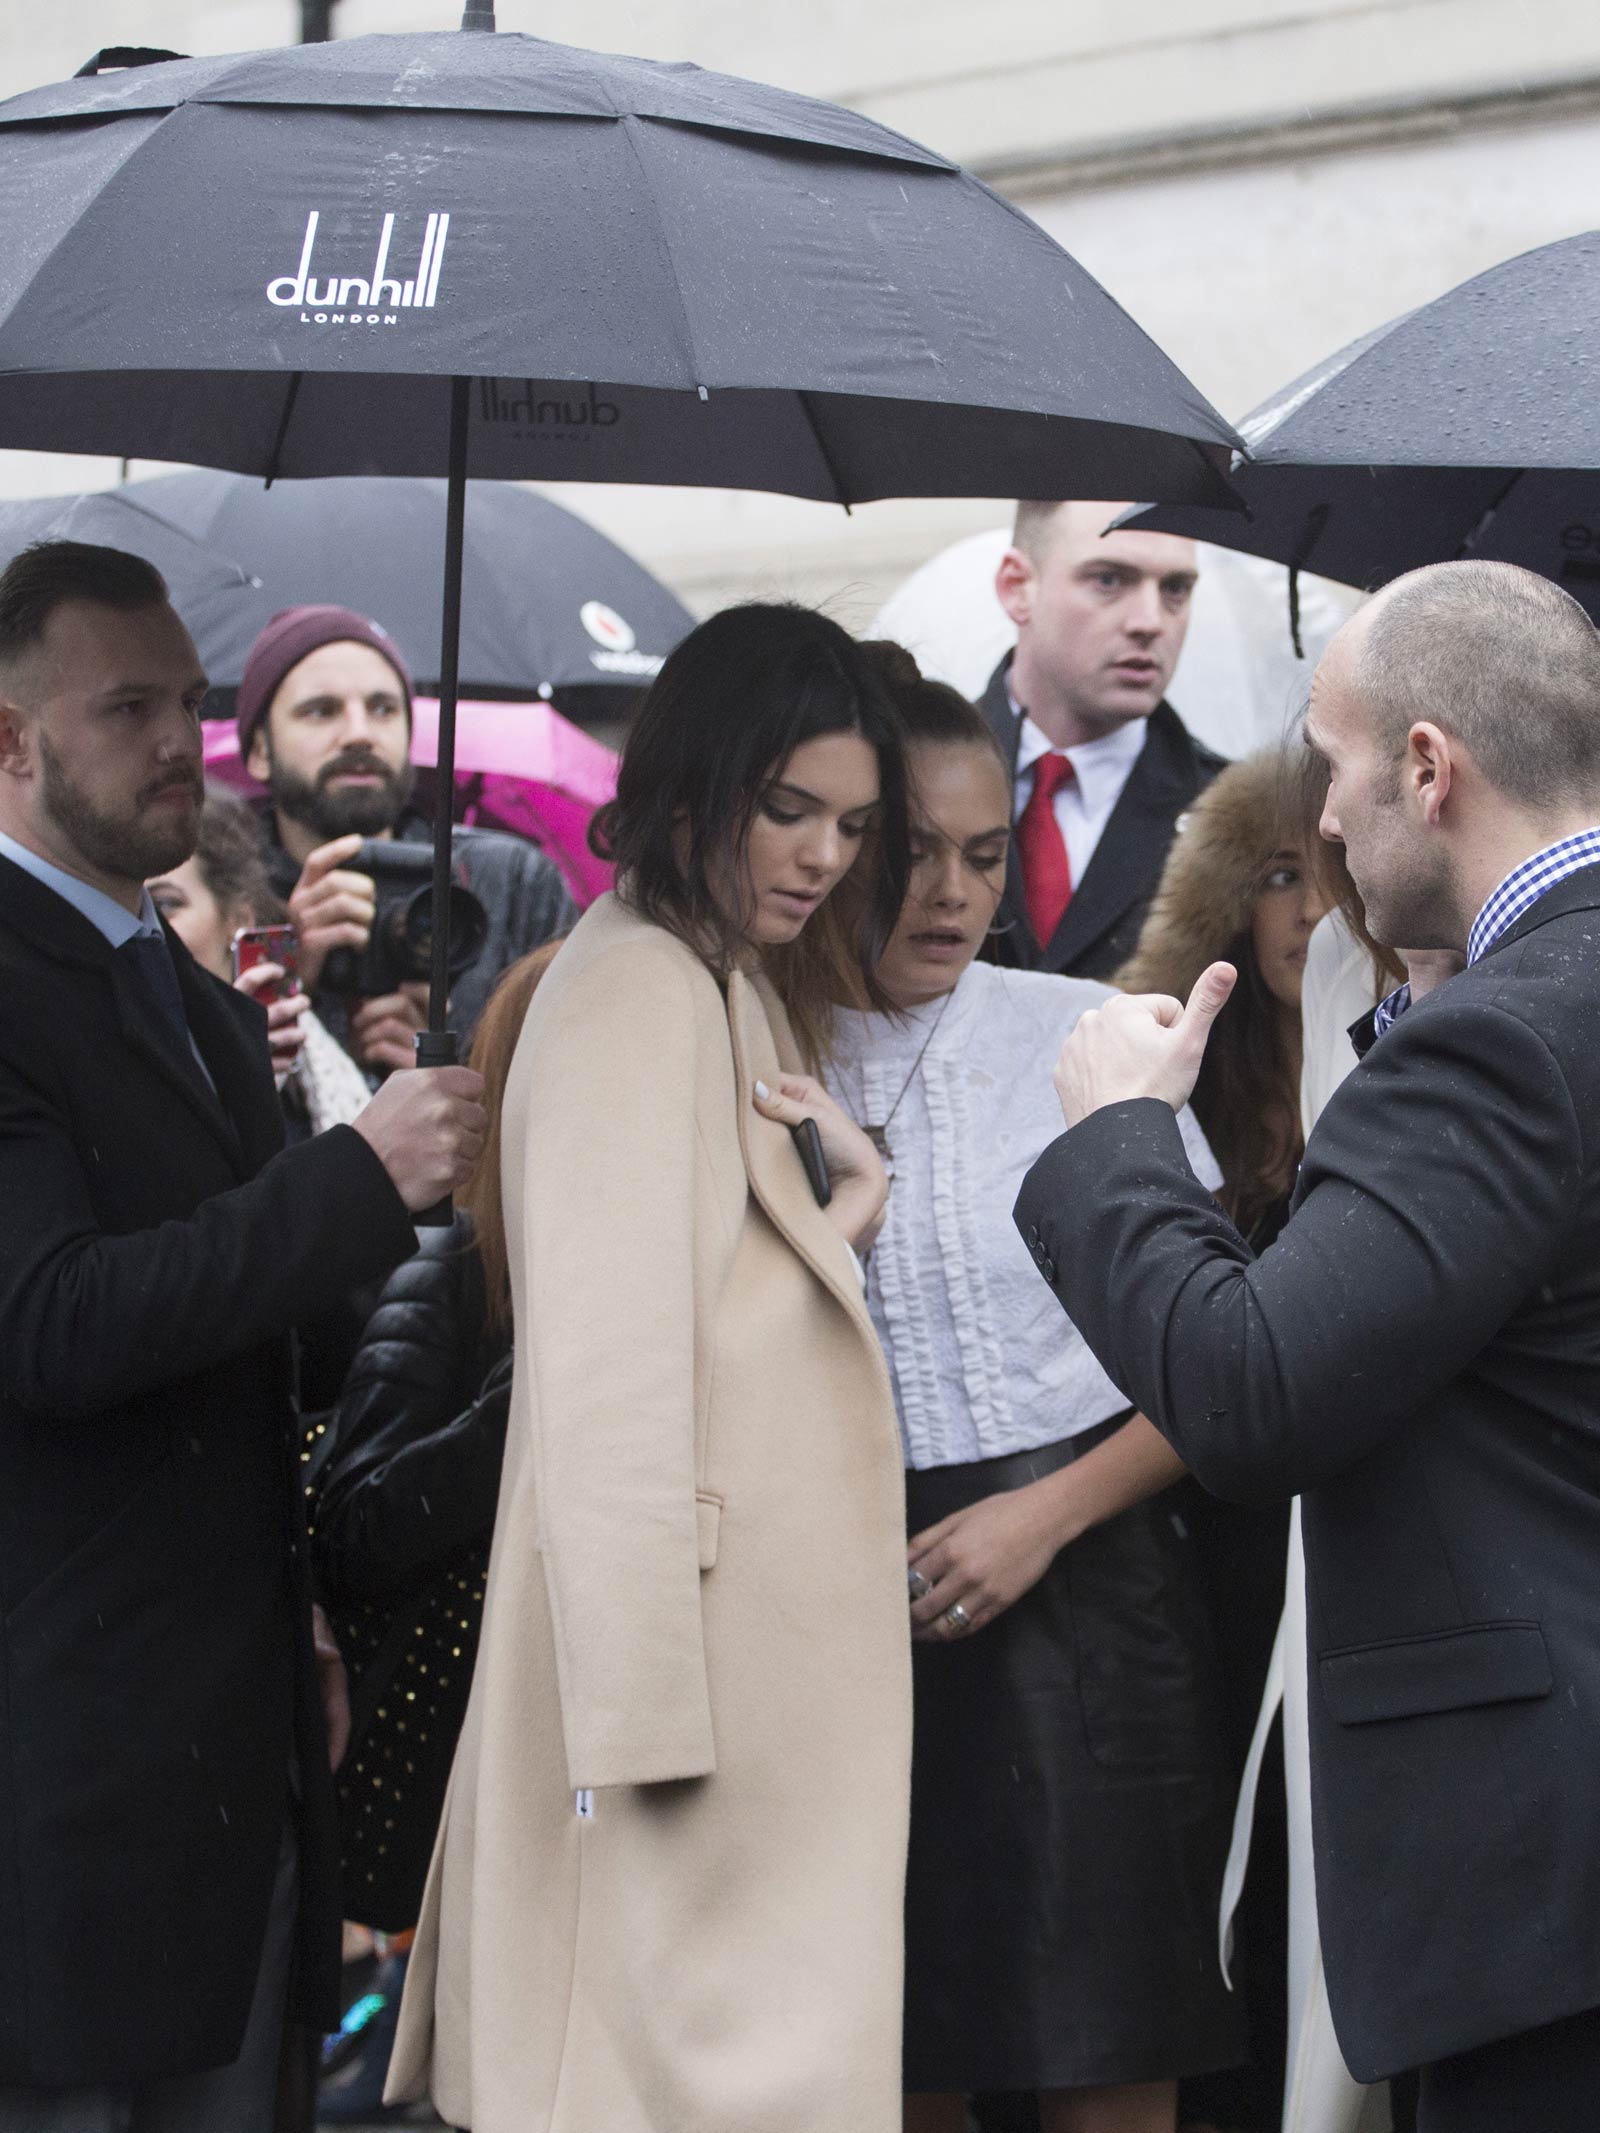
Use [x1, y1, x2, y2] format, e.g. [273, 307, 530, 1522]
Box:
[791, 1118, 832, 1207]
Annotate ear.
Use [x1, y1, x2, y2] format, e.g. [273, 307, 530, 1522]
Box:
[0, 695, 33, 780]
[245, 721, 272, 785]
[1408, 721, 1454, 826]
[994, 546, 1036, 630]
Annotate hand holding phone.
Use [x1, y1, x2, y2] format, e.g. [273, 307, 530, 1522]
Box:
[231, 923, 302, 1008]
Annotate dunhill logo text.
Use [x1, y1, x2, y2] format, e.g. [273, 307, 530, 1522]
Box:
[479, 379, 621, 436]
[267, 210, 450, 324]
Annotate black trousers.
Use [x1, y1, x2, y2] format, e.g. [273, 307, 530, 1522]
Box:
[1418, 2003, 1600, 2133]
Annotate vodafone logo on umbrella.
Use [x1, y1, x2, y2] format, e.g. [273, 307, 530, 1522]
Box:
[267, 210, 449, 327]
[581, 601, 662, 678]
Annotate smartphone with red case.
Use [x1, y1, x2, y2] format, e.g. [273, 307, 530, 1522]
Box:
[230, 923, 302, 1007]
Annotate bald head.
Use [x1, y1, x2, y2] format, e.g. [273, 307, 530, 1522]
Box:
[1349, 561, 1600, 811]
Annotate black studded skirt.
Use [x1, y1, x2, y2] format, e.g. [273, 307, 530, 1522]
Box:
[902, 1421, 1247, 2095]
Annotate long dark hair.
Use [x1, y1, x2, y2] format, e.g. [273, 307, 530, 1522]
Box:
[592, 603, 911, 1064]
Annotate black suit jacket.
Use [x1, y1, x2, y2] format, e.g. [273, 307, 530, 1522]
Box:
[1013, 864, 1600, 2080]
[978, 652, 1225, 979]
[0, 855, 416, 2086]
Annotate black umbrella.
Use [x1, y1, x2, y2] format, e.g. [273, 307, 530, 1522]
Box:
[0, 15, 1243, 1076]
[0, 487, 262, 645]
[1122, 232, 1600, 632]
[86, 472, 694, 706]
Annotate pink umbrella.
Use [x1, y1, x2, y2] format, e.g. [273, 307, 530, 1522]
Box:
[203, 696, 618, 906]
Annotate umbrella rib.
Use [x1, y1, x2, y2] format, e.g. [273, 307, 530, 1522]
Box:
[615, 113, 715, 403]
[796, 392, 852, 512]
[262, 373, 303, 489]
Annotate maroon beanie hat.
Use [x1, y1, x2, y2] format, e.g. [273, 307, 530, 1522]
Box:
[236, 605, 412, 760]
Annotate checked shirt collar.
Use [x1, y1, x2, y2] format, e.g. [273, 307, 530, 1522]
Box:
[1373, 824, 1600, 1036]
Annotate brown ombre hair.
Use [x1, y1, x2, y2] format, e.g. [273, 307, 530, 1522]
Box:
[458, 938, 567, 1336]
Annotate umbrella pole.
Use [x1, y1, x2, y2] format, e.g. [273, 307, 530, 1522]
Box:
[414, 374, 471, 1223]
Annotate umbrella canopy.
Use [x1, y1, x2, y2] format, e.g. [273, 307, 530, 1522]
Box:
[0, 486, 262, 647]
[1122, 233, 1600, 620]
[0, 31, 1241, 505]
[204, 696, 619, 906]
[99, 472, 693, 699]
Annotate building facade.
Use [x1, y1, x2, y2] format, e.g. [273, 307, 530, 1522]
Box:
[3, 0, 1597, 619]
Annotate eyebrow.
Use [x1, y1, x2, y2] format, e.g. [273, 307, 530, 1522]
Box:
[771, 781, 881, 816]
[92, 675, 209, 703]
[1078, 557, 1197, 580]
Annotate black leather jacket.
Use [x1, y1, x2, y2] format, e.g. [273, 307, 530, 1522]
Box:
[314, 1213, 511, 1609]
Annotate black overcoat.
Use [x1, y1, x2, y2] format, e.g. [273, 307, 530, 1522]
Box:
[1014, 863, 1600, 2080]
[0, 854, 416, 2086]
[977, 651, 1225, 979]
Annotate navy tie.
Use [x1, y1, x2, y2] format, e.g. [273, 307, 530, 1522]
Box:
[120, 931, 205, 1078]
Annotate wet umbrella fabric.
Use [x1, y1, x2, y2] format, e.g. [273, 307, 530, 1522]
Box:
[0, 25, 1243, 1046]
[1123, 232, 1600, 621]
[106, 472, 693, 699]
[0, 487, 260, 643]
[0, 32, 1241, 505]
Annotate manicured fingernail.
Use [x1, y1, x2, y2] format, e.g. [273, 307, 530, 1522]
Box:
[755, 1080, 771, 1100]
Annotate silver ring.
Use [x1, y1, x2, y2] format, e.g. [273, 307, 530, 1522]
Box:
[944, 1602, 972, 1633]
[908, 1569, 932, 1602]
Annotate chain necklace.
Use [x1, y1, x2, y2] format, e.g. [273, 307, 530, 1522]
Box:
[861, 988, 955, 1181]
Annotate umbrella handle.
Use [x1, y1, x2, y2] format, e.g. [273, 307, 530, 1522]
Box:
[412, 1027, 461, 1230]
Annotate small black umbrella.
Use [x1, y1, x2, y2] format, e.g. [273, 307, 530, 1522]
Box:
[1122, 232, 1600, 632]
[90, 472, 694, 706]
[0, 15, 1242, 1071]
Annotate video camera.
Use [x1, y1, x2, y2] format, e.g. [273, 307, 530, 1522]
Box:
[320, 840, 489, 998]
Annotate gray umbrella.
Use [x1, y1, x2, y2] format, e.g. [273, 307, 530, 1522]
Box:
[1122, 232, 1600, 629]
[0, 15, 1242, 1093]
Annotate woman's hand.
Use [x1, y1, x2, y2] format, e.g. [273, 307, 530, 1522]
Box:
[908, 1480, 1069, 1640]
[753, 1073, 888, 1254]
[235, 962, 309, 1089]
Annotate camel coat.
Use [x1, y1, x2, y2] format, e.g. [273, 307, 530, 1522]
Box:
[389, 894, 912, 2133]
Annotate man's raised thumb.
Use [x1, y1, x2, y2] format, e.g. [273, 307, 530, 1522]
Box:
[1180, 961, 1238, 1041]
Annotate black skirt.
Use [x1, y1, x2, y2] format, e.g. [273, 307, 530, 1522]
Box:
[903, 1422, 1247, 2094]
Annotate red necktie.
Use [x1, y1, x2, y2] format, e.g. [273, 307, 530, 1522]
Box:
[1017, 752, 1075, 948]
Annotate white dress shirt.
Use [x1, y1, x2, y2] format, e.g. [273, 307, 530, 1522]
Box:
[1009, 686, 1149, 888]
[826, 961, 1222, 1470]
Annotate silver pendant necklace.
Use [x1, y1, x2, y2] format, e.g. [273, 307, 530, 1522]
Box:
[862, 990, 954, 1180]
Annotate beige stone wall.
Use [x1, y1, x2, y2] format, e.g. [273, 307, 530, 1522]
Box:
[2, 2, 1596, 621]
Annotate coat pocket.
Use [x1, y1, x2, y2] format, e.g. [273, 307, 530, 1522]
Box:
[695, 1491, 723, 1571]
[1319, 1621, 1552, 1725]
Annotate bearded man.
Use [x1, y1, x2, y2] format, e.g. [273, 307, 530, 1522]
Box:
[237, 605, 576, 1074]
[0, 542, 485, 2130]
[1016, 560, 1600, 2132]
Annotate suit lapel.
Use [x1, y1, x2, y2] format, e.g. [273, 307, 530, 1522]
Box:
[108, 949, 251, 1175]
[724, 968, 882, 1344]
[1043, 702, 1203, 975]
[172, 943, 285, 1175]
[980, 655, 1048, 963]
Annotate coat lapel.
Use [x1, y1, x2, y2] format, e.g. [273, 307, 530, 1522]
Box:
[172, 941, 286, 1175]
[107, 947, 251, 1175]
[724, 968, 883, 1346]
